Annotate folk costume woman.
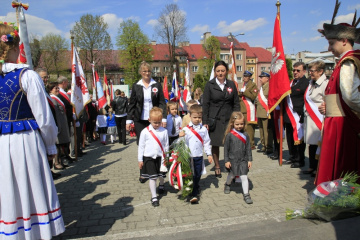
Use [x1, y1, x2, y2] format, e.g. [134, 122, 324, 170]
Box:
[0, 23, 65, 239]
[202, 60, 240, 178]
[126, 61, 167, 183]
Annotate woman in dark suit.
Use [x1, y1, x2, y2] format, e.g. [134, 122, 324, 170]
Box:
[126, 61, 167, 182]
[202, 61, 240, 178]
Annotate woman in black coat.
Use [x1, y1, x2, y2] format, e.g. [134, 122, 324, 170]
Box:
[126, 61, 167, 182]
[202, 61, 240, 178]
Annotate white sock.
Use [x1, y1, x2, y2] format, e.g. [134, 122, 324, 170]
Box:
[240, 175, 249, 194]
[159, 176, 164, 186]
[101, 134, 106, 142]
[149, 179, 157, 199]
[110, 135, 114, 143]
[226, 173, 234, 185]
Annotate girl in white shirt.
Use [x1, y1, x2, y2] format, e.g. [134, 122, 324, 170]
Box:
[96, 108, 108, 145]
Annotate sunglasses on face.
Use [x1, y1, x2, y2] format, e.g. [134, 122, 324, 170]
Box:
[292, 69, 301, 73]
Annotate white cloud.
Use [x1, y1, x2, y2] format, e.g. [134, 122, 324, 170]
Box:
[348, 4, 360, 10]
[127, 16, 141, 22]
[316, 13, 355, 29]
[291, 31, 297, 35]
[147, 19, 159, 27]
[102, 13, 124, 33]
[191, 24, 209, 34]
[216, 18, 267, 34]
[0, 12, 62, 37]
[309, 36, 321, 41]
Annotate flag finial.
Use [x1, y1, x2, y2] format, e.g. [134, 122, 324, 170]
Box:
[276, 0, 281, 14]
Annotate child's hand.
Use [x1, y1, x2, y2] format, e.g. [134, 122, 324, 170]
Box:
[207, 155, 213, 164]
[225, 162, 231, 169]
[179, 131, 185, 137]
[248, 162, 252, 169]
[138, 162, 143, 169]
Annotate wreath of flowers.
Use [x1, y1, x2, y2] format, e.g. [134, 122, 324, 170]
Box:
[0, 22, 19, 43]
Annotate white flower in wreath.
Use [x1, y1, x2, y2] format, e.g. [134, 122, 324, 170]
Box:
[187, 181, 193, 186]
[152, 87, 158, 93]
[185, 187, 191, 191]
[174, 184, 179, 190]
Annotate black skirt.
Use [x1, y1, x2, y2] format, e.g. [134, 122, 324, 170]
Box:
[141, 156, 166, 179]
[97, 127, 108, 134]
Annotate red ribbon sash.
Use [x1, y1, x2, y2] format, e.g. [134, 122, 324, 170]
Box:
[147, 126, 166, 159]
[258, 87, 269, 115]
[59, 89, 70, 103]
[304, 86, 323, 130]
[230, 129, 246, 144]
[186, 125, 203, 144]
[50, 95, 66, 112]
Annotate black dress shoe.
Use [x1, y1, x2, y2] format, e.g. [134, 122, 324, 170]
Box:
[51, 171, 61, 180]
[270, 154, 279, 160]
[264, 150, 273, 155]
[290, 162, 305, 168]
[139, 177, 147, 183]
[283, 160, 293, 164]
[302, 169, 315, 174]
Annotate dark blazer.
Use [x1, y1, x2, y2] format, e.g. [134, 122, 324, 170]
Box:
[127, 80, 167, 122]
[58, 92, 73, 123]
[111, 96, 128, 115]
[202, 78, 240, 125]
[284, 76, 309, 123]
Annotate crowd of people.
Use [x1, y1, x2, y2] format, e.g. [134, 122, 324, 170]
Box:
[0, 3, 359, 238]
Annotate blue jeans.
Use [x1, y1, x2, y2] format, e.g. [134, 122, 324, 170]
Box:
[192, 156, 203, 197]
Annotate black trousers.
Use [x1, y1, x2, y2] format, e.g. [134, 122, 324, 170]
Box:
[308, 144, 318, 170]
[134, 120, 150, 176]
[284, 122, 305, 163]
[115, 116, 127, 144]
[269, 113, 279, 155]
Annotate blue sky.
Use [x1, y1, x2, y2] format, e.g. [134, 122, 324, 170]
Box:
[1, 0, 360, 55]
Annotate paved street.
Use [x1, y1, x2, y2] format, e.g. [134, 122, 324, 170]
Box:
[53, 130, 321, 239]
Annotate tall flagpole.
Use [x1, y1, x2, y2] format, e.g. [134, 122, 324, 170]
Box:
[277, 0, 284, 166]
[70, 30, 78, 161]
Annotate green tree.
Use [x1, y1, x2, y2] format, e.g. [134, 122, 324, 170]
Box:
[40, 33, 68, 77]
[29, 35, 41, 69]
[192, 74, 207, 91]
[198, 36, 220, 80]
[71, 14, 112, 65]
[116, 19, 152, 86]
[285, 58, 293, 80]
[155, 3, 187, 73]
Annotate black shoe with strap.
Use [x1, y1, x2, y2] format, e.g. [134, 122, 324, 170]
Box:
[151, 197, 159, 207]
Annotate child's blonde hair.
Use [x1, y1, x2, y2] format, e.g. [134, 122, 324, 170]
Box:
[167, 101, 178, 114]
[189, 104, 202, 115]
[223, 112, 246, 143]
[186, 99, 198, 109]
[98, 108, 106, 115]
[149, 107, 163, 120]
[108, 108, 114, 120]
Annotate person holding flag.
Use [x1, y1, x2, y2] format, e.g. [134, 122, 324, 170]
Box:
[126, 61, 167, 183]
[239, 70, 258, 150]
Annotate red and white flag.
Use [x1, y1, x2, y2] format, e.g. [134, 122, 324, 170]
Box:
[103, 74, 111, 106]
[12, 1, 33, 69]
[182, 59, 192, 104]
[71, 47, 90, 117]
[268, 12, 291, 113]
[95, 72, 107, 109]
[163, 76, 169, 101]
[228, 42, 239, 90]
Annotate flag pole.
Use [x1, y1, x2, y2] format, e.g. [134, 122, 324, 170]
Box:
[276, 0, 284, 166]
[70, 31, 78, 161]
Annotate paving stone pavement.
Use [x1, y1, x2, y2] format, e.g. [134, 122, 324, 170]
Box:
[53, 130, 316, 239]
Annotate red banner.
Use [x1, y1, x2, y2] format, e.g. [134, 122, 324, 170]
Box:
[268, 12, 291, 113]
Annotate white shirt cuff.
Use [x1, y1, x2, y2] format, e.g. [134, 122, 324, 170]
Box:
[46, 145, 57, 155]
[162, 118, 167, 123]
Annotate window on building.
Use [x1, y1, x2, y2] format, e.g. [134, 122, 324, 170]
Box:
[261, 67, 266, 71]
[236, 65, 242, 72]
[220, 54, 227, 60]
[237, 77, 242, 82]
[191, 54, 195, 58]
[164, 66, 170, 72]
[248, 67, 254, 71]
[268, 67, 271, 71]
[236, 54, 242, 60]
[165, 54, 169, 58]
[299, 59, 302, 62]
[153, 67, 160, 73]
[192, 66, 198, 72]
[180, 66, 185, 73]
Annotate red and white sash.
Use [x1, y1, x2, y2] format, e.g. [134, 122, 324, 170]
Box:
[242, 96, 257, 123]
[258, 86, 269, 117]
[284, 88, 303, 144]
[187, 125, 203, 145]
[304, 84, 324, 130]
[230, 129, 246, 144]
[59, 88, 71, 104]
[50, 94, 66, 112]
[147, 126, 166, 159]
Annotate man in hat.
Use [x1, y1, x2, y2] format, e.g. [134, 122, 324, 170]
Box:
[283, 62, 308, 168]
[256, 71, 273, 155]
[239, 70, 258, 149]
[316, 1, 360, 185]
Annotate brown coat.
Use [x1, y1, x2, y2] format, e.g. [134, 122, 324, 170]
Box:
[239, 80, 258, 114]
[256, 82, 269, 118]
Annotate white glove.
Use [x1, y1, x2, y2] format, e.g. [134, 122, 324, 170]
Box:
[75, 121, 80, 127]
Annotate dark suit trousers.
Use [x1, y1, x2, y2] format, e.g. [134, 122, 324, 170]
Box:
[115, 116, 127, 144]
[308, 144, 318, 170]
[284, 122, 305, 163]
[268, 114, 279, 155]
[134, 120, 150, 176]
[192, 157, 203, 197]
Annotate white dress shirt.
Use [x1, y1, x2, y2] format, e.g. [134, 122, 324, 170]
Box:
[138, 124, 169, 162]
[96, 115, 107, 130]
[182, 121, 212, 157]
[216, 78, 227, 91]
[166, 114, 182, 137]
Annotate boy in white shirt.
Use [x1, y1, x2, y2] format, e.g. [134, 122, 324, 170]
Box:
[179, 105, 213, 204]
[166, 102, 182, 146]
[138, 107, 169, 207]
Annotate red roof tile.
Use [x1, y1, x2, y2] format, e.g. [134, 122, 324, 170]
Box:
[215, 36, 244, 50]
[181, 44, 209, 61]
[251, 47, 272, 63]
